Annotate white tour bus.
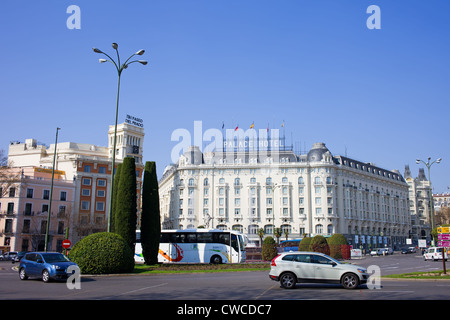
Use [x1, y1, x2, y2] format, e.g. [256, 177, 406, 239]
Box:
[135, 229, 247, 264]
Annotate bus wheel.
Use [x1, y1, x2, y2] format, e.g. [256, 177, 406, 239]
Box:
[210, 255, 222, 264]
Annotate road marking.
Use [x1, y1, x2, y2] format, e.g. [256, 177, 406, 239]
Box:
[116, 283, 168, 297]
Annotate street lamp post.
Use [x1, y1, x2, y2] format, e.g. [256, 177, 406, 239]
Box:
[45, 127, 61, 252]
[93, 43, 147, 232]
[416, 157, 442, 246]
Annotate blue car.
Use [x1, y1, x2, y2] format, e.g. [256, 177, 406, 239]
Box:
[18, 252, 78, 282]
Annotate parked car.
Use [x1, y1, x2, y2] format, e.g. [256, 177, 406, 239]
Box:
[0, 251, 18, 261]
[423, 247, 448, 261]
[401, 247, 416, 254]
[18, 252, 78, 282]
[269, 251, 369, 289]
[12, 251, 29, 263]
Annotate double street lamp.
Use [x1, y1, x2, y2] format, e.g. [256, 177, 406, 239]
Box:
[416, 157, 442, 245]
[93, 43, 147, 232]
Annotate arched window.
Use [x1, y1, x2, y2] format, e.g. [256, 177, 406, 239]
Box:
[315, 224, 323, 234]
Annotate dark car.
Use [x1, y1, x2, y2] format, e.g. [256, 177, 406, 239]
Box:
[18, 252, 78, 282]
[12, 251, 29, 263]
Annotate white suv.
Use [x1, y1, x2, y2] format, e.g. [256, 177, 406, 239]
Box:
[269, 251, 369, 289]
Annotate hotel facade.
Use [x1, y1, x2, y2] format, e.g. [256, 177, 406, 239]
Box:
[159, 141, 411, 250]
[1, 122, 144, 252]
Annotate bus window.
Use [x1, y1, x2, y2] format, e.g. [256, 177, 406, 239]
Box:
[214, 233, 230, 245]
[197, 233, 213, 243]
[231, 234, 239, 252]
[186, 233, 197, 243]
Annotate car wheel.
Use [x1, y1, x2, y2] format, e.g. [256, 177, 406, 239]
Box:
[42, 269, 51, 283]
[280, 272, 297, 289]
[210, 255, 222, 264]
[341, 273, 359, 290]
[19, 268, 28, 280]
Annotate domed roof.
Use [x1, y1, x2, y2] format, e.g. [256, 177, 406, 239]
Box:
[307, 142, 331, 162]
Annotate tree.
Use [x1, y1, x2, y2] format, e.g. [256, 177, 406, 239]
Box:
[309, 235, 330, 255]
[261, 236, 278, 261]
[298, 236, 312, 251]
[257, 228, 265, 247]
[140, 161, 161, 265]
[110, 163, 122, 233]
[274, 227, 282, 245]
[114, 157, 137, 252]
[327, 234, 349, 259]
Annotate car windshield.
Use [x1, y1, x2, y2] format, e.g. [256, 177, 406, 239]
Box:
[41, 253, 70, 263]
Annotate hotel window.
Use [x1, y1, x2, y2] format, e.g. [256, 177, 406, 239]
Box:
[234, 178, 240, 186]
[299, 197, 304, 205]
[43, 190, 50, 200]
[283, 208, 289, 215]
[315, 186, 321, 194]
[234, 208, 240, 216]
[266, 208, 273, 216]
[203, 198, 209, 206]
[219, 187, 224, 195]
[82, 178, 91, 186]
[82, 189, 91, 196]
[282, 187, 288, 195]
[235, 188, 240, 195]
[299, 187, 304, 195]
[99, 166, 106, 174]
[266, 198, 272, 205]
[315, 207, 322, 215]
[9, 187, 15, 197]
[204, 178, 209, 186]
[96, 202, 105, 211]
[266, 177, 272, 185]
[26, 188, 33, 198]
[219, 198, 224, 206]
[97, 190, 105, 197]
[298, 177, 304, 184]
[235, 198, 240, 206]
[314, 177, 321, 184]
[315, 197, 321, 205]
[282, 177, 288, 183]
[219, 208, 224, 216]
[266, 188, 272, 195]
[98, 179, 106, 187]
[204, 188, 209, 196]
[84, 165, 91, 173]
[60, 191, 67, 201]
[283, 197, 288, 205]
[81, 201, 90, 210]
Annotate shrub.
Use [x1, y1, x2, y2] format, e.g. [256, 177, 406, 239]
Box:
[298, 237, 312, 251]
[309, 235, 330, 255]
[69, 232, 134, 274]
[327, 234, 348, 259]
[261, 236, 278, 261]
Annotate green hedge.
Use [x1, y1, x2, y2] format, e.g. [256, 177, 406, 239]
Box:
[68, 232, 135, 274]
[261, 236, 279, 261]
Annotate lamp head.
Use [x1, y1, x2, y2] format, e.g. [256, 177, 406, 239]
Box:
[112, 43, 118, 50]
[138, 60, 148, 65]
[93, 48, 103, 54]
[99, 59, 107, 63]
[416, 159, 420, 164]
[437, 158, 442, 163]
[136, 49, 145, 55]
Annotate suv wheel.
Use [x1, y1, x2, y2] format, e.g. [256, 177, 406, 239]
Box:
[341, 273, 359, 289]
[280, 272, 297, 289]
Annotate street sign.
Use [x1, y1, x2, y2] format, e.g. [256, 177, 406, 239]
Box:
[438, 234, 450, 241]
[438, 227, 450, 234]
[438, 241, 450, 247]
[62, 239, 71, 249]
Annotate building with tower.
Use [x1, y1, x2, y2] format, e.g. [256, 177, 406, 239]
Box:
[1, 121, 144, 252]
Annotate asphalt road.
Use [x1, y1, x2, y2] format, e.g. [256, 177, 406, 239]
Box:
[0, 253, 448, 301]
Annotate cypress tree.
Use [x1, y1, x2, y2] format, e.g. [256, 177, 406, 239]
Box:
[141, 161, 161, 265]
[114, 157, 137, 252]
[110, 163, 122, 233]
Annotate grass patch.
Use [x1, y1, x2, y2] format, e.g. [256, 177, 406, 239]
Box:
[384, 270, 450, 280]
[133, 263, 270, 274]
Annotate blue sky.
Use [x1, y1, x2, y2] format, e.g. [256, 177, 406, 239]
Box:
[1, 0, 449, 193]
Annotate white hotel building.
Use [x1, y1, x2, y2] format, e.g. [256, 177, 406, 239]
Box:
[159, 141, 411, 249]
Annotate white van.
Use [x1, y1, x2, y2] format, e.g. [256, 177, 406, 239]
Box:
[423, 247, 448, 261]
